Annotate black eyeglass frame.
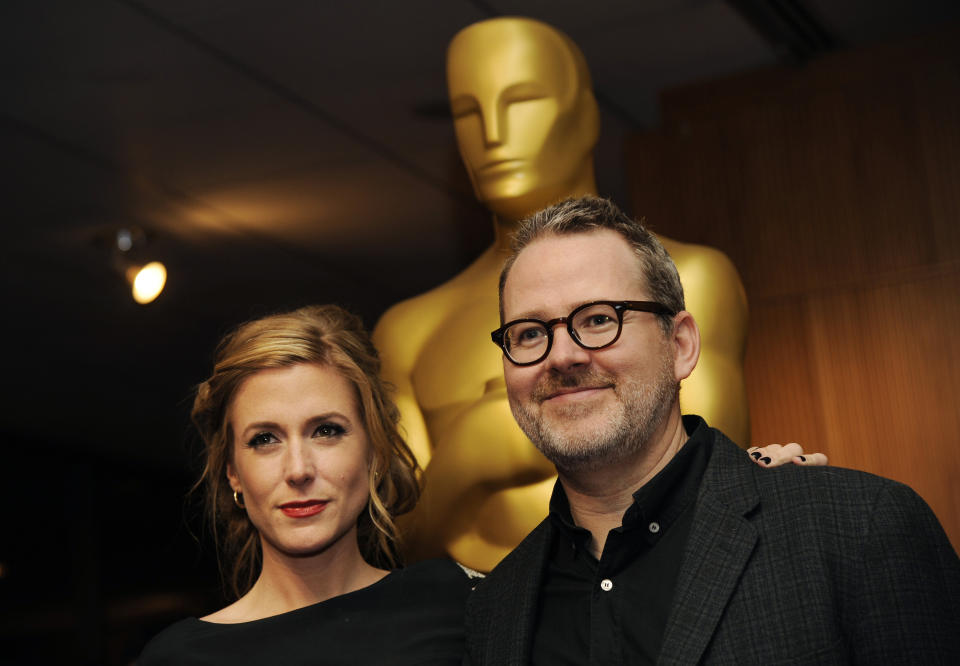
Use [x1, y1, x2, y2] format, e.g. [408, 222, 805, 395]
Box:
[491, 300, 677, 367]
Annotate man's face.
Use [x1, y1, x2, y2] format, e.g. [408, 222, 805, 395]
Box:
[500, 230, 679, 471]
[446, 20, 597, 213]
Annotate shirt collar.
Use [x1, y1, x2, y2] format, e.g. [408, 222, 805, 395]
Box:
[548, 414, 712, 541]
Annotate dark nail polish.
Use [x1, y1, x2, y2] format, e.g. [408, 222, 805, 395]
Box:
[799, 455, 806, 462]
[751, 452, 761, 459]
[761, 456, 772, 465]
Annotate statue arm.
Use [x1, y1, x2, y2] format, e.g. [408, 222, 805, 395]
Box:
[372, 301, 434, 467]
[405, 379, 554, 565]
[676, 245, 751, 445]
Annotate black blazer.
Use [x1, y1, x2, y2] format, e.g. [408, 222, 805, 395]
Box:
[464, 424, 960, 664]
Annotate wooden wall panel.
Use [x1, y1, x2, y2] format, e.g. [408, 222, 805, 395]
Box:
[627, 26, 960, 549]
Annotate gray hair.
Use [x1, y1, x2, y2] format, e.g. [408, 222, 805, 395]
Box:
[498, 196, 684, 335]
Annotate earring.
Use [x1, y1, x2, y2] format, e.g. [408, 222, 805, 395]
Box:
[233, 490, 245, 508]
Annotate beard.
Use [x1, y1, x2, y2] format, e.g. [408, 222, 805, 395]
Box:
[509, 353, 678, 473]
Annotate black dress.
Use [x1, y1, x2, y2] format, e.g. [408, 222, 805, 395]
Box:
[138, 559, 473, 665]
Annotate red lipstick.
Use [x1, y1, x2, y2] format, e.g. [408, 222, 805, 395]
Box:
[280, 500, 328, 518]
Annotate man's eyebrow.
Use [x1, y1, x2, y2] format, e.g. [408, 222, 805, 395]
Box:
[507, 299, 622, 322]
[504, 307, 547, 322]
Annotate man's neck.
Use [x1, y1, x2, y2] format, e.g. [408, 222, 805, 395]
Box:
[558, 409, 689, 558]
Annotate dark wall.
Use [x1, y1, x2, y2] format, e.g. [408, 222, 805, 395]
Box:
[0, 435, 223, 665]
[627, 26, 960, 550]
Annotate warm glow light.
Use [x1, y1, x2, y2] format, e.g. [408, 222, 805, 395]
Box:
[131, 261, 167, 304]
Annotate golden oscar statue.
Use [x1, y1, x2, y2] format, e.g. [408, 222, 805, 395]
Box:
[373, 17, 749, 572]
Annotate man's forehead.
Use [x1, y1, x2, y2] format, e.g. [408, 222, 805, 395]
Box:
[503, 231, 648, 317]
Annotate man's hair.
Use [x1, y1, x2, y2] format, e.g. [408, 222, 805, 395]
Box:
[498, 196, 685, 335]
[191, 304, 420, 599]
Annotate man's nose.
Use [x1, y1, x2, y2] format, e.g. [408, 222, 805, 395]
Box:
[284, 440, 315, 487]
[544, 325, 591, 371]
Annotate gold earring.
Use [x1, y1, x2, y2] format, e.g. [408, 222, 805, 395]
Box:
[233, 490, 245, 508]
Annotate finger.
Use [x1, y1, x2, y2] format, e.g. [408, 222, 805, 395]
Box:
[775, 442, 805, 460]
[750, 443, 798, 467]
[792, 452, 829, 466]
[747, 446, 763, 460]
[752, 443, 785, 459]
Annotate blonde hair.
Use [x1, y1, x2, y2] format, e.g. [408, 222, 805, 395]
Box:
[191, 305, 420, 598]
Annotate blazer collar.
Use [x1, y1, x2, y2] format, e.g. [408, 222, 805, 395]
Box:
[658, 429, 760, 664]
[470, 518, 554, 665]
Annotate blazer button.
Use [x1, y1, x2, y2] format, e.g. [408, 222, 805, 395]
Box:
[600, 579, 613, 592]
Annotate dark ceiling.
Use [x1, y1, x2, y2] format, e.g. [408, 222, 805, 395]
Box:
[6, 0, 958, 473]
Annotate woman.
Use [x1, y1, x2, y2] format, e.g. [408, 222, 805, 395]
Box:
[139, 305, 473, 665]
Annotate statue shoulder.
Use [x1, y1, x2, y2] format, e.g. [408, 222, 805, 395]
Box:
[373, 246, 503, 358]
[661, 238, 740, 287]
[372, 290, 447, 361]
[660, 238, 745, 309]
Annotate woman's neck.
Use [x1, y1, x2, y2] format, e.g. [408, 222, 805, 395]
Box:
[207, 534, 388, 623]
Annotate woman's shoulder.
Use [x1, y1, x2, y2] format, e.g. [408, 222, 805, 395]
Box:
[341, 558, 474, 613]
[137, 617, 209, 665]
[388, 558, 480, 596]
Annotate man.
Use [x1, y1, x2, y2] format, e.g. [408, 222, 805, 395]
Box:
[464, 196, 960, 664]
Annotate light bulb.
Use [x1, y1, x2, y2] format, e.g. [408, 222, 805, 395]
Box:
[131, 261, 167, 304]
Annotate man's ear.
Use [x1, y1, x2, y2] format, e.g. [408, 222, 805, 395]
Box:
[671, 310, 701, 382]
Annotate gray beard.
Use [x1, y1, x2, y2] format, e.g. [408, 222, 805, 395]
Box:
[510, 358, 678, 473]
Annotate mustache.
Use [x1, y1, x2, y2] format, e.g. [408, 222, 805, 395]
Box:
[531, 369, 616, 402]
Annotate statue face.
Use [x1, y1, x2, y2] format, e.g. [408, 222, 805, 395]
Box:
[447, 19, 598, 219]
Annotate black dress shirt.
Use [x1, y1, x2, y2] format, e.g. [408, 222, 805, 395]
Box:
[531, 416, 712, 665]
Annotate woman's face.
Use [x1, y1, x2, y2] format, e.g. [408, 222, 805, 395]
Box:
[226, 363, 371, 561]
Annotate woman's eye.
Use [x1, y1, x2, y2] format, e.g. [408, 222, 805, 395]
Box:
[246, 432, 278, 448]
[314, 423, 346, 438]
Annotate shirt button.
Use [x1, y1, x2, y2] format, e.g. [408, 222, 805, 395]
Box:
[600, 579, 614, 592]
[649, 522, 661, 534]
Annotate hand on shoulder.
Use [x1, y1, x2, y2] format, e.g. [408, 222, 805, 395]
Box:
[747, 443, 828, 467]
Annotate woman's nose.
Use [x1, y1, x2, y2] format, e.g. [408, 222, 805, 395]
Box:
[284, 441, 315, 486]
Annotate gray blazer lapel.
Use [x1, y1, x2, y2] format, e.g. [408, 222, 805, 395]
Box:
[658, 436, 760, 665]
[468, 520, 554, 665]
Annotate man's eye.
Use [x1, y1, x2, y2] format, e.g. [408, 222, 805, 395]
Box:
[513, 326, 546, 347]
[314, 423, 346, 439]
[246, 432, 278, 448]
[585, 314, 614, 327]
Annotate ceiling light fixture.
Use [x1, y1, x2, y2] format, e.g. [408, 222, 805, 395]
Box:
[127, 261, 167, 305]
[108, 228, 169, 305]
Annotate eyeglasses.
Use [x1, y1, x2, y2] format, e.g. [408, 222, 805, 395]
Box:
[491, 300, 676, 366]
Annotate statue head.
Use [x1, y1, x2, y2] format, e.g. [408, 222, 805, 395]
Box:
[447, 17, 600, 222]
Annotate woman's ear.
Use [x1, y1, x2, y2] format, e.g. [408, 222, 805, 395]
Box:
[226, 462, 240, 492]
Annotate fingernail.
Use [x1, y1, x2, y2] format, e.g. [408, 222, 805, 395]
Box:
[798, 455, 806, 462]
[751, 452, 762, 459]
[761, 456, 772, 465]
